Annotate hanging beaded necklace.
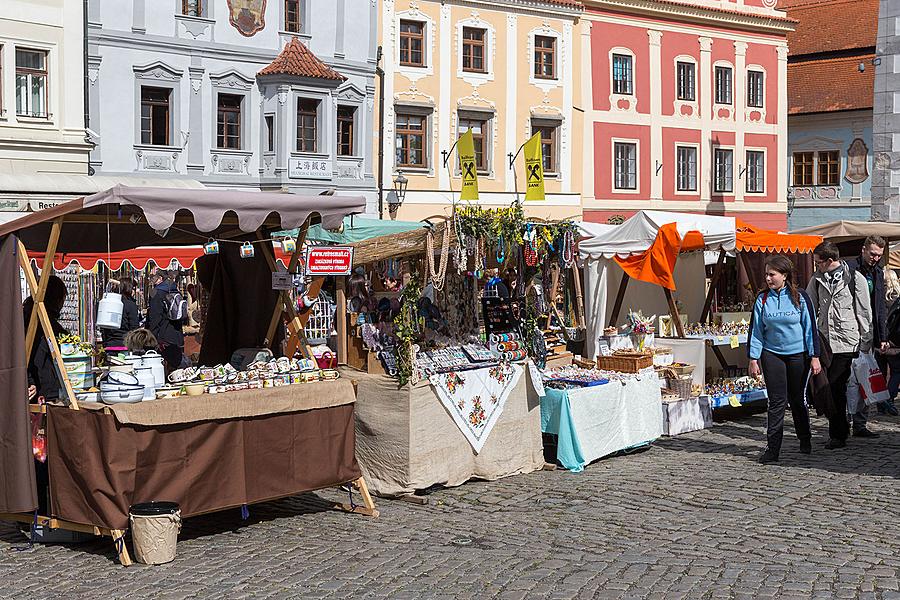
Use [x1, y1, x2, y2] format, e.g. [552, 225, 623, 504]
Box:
[426, 224, 450, 291]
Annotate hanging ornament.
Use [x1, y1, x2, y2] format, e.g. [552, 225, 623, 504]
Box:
[496, 233, 505, 264]
[281, 238, 297, 253]
[240, 242, 255, 259]
[204, 240, 220, 255]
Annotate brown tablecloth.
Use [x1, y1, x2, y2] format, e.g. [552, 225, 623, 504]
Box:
[80, 378, 355, 426]
[47, 401, 361, 530]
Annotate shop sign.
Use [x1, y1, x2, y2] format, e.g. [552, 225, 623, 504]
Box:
[28, 199, 66, 212]
[271, 272, 293, 290]
[288, 158, 332, 180]
[305, 246, 353, 276]
[0, 198, 28, 212]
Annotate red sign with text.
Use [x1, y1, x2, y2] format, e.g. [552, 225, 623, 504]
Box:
[305, 246, 354, 275]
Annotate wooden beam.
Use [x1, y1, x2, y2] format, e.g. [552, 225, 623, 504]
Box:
[608, 273, 630, 327]
[571, 264, 585, 330]
[25, 218, 62, 357]
[739, 251, 761, 296]
[664, 287, 685, 338]
[700, 249, 727, 324]
[335, 278, 347, 365]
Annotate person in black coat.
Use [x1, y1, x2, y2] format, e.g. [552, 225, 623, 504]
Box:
[23, 275, 68, 401]
[100, 277, 140, 350]
[147, 269, 185, 369]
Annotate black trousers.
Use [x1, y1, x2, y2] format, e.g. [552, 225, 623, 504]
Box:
[760, 350, 811, 455]
[828, 352, 856, 441]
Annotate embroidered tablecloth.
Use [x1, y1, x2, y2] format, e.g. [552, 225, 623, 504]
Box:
[429, 363, 524, 453]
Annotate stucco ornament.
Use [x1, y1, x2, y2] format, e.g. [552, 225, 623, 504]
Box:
[845, 138, 869, 184]
[227, 0, 267, 37]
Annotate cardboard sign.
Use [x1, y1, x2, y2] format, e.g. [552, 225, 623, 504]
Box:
[305, 246, 354, 275]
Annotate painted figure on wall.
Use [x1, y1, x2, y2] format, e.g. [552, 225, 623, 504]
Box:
[846, 138, 869, 184]
[227, 0, 267, 37]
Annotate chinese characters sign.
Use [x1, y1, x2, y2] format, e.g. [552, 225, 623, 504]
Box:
[289, 157, 333, 180]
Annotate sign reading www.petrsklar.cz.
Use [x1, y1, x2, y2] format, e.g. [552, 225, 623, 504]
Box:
[457, 130, 479, 201]
[523, 132, 546, 201]
[305, 246, 354, 276]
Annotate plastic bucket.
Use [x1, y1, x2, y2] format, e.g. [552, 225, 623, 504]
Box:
[129, 502, 181, 565]
[63, 354, 93, 390]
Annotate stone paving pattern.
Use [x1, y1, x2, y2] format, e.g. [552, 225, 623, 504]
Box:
[0, 410, 898, 599]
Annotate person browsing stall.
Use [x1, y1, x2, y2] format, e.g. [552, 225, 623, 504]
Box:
[99, 277, 140, 352]
[147, 269, 186, 370]
[748, 256, 820, 464]
[23, 275, 69, 401]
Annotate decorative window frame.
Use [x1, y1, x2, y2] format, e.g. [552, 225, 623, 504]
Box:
[454, 107, 495, 177]
[133, 61, 183, 148]
[711, 144, 735, 195]
[335, 82, 366, 159]
[674, 142, 700, 195]
[528, 25, 562, 93]
[744, 146, 767, 195]
[393, 102, 434, 174]
[745, 64, 767, 121]
[608, 47, 636, 113]
[209, 70, 253, 158]
[455, 16, 495, 87]
[174, 0, 215, 41]
[293, 90, 331, 157]
[395, 8, 435, 82]
[611, 137, 640, 194]
[713, 61, 734, 121]
[673, 55, 698, 119]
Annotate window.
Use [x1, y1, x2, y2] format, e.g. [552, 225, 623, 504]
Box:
[534, 36, 556, 79]
[337, 106, 355, 156]
[265, 115, 275, 152]
[458, 118, 488, 172]
[15, 49, 48, 118]
[612, 54, 633, 95]
[613, 142, 637, 190]
[793, 152, 814, 186]
[746, 150, 765, 193]
[462, 27, 486, 73]
[296, 98, 318, 153]
[140, 87, 170, 146]
[182, 0, 202, 16]
[400, 20, 425, 67]
[715, 66, 732, 105]
[532, 121, 558, 174]
[747, 70, 764, 108]
[216, 94, 242, 149]
[395, 112, 426, 168]
[285, 0, 301, 33]
[676, 146, 697, 192]
[714, 148, 733, 193]
[818, 150, 840, 185]
[676, 62, 695, 101]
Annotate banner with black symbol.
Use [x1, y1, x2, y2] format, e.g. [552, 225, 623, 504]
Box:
[457, 130, 480, 201]
[523, 132, 545, 201]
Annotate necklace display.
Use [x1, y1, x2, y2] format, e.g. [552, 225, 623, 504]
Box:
[426, 224, 450, 291]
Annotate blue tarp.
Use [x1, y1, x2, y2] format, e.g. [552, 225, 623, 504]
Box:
[280, 216, 424, 244]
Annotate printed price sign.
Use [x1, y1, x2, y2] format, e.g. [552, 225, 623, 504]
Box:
[272, 272, 293, 290]
[305, 246, 354, 276]
[729, 335, 740, 349]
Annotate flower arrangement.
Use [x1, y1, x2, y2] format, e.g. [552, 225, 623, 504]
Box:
[625, 310, 656, 335]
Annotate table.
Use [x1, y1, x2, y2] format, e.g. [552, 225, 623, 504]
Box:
[706, 388, 768, 409]
[539, 372, 663, 472]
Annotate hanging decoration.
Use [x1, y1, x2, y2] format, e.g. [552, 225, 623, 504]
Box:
[203, 240, 220, 255]
[425, 224, 450, 292]
[239, 242, 255, 259]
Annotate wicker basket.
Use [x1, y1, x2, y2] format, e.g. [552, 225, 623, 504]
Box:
[596, 351, 653, 373]
[668, 362, 695, 376]
[661, 369, 693, 400]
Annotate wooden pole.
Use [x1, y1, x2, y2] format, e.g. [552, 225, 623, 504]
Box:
[545, 264, 560, 330]
[608, 272, 630, 327]
[571, 264, 585, 329]
[335, 277, 347, 365]
[700, 249, 727, 324]
[739, 251, 761, 296]
[25, 218, 62, 357]
[664, 287, 685, 338]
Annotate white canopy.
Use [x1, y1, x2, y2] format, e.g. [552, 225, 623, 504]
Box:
[578, 210, 737, 260]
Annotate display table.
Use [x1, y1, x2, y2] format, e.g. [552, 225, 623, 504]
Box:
[345, 365, 545, 497]
[539, 372, 663, 472]
[47, 380, 363, 531]
[706, 388, 768, 409]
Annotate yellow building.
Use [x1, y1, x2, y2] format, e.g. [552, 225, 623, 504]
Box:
[378, 0, 584, 221]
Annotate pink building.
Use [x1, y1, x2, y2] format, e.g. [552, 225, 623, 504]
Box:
[580, 0, 795, 229]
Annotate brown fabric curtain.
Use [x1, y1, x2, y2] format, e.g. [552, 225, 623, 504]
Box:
[0, 235, 38, 513]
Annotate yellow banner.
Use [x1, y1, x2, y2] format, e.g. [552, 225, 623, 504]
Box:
[523, 132, 545, 201]
[457, 130, 479, 201]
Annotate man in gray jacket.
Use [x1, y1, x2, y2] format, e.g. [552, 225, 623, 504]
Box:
[807, 242, 873, 449]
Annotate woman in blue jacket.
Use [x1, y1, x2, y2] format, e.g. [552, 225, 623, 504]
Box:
[747, 255, 821, 464]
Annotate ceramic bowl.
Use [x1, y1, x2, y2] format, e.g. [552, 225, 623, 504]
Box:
[99, 384, 144, 404]
[184, 382, 206, 396]
[155, 386, 182, 399]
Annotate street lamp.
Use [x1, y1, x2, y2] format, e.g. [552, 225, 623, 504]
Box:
[389, 171, 408, 211]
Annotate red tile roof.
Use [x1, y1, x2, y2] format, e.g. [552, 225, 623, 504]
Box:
[258, 37, 345, 81]
[537, 0, 583, 7]
[603, 0, 796, 24]
[779, 0, 878, 56]
[788, 54, 874, 114]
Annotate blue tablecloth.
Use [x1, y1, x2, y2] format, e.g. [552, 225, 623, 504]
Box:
[540, 387, 587, 472]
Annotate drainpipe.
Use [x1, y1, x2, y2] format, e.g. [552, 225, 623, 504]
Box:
[83, 0, 92, 175]
[376, 45, 385, 219]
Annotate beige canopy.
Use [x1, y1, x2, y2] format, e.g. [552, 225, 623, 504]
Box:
[790, 220, 900, 242]
[0, 185, 366, 253]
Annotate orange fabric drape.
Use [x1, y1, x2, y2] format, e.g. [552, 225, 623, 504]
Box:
[614, 222, 692, 290]
[735, 219, 821, 253]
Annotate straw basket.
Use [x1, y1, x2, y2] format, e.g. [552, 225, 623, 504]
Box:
[661, 368, 693, 400]
[596, 351, 653, 373]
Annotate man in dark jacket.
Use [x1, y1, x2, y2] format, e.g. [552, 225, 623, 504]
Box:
[147, 269, 185, 369]
[846, 235, 895, 423]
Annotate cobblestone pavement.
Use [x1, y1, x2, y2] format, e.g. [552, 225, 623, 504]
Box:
[1, 411, 898, 600]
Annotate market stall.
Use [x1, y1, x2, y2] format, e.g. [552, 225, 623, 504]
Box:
[0, 185, 378, 566]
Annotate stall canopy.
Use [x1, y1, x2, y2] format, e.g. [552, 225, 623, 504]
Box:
[736, 220, 821, 253]
[28, 245, 298, 271]
[293, 215, 424, 245]
[790, 220, 900, 242]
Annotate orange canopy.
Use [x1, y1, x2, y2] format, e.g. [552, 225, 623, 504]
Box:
[735, 219, 821, 253]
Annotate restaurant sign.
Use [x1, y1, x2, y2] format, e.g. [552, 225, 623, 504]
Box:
[289, 158, 332, 180]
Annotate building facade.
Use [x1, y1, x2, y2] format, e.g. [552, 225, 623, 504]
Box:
[873, 0, 900, 221]
[0, 0, 92, 220]
[378, 0, 584, 222]
[87, 0, 378, 209]
[580, 0, 793, 229]
[782, 0, 876, 230]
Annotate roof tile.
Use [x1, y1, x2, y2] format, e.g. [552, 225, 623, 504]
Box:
[258, 37, 345, 81]
[779, 0, 878, 56]
[788, 54, 874, 114]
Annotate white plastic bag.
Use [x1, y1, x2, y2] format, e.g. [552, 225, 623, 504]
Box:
[851, 352, 890, 407]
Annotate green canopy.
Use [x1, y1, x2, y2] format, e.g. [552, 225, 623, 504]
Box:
[279, 215, 424, 244]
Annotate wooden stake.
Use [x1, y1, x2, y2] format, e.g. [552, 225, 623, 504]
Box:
[664, 287, 685, 338]
[108, 528, 132, 566]
[700, 250, 727, 324]
[608, 273, 630, 327]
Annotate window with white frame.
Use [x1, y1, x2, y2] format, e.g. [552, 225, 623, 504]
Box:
[612, 54, 633, 95]
[337, 105, 356, 156]
[400, 20, 426, 67]
[462, 27, 487, 74]
[534, 35, 556, 79]
[714, 148, 733, 193]
[676, 62, 695, 102]
[715, 66, 732, 105]
[676, 146, 697, 191]
[296, 98, 319, 153]
[747, 70, 764, 108]
[15, 49, 48, 118]
[396, 110, 428, 168]
[614, 142, 637, 190]
[216, 93, 242, 150]
[746, 150, 765, 193]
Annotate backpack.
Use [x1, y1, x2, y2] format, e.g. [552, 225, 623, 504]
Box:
[164, 290, 188, 321]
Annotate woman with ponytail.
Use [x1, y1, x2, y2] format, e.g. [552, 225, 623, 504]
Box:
[747, 255, 821, 464]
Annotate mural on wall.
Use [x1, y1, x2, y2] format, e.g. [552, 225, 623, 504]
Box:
[846, 138, 869, 184]
[227, 0, 267, 37]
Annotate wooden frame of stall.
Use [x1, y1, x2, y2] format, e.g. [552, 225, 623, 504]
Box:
[0, 210, 378, 567]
